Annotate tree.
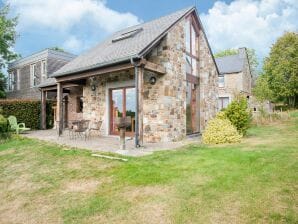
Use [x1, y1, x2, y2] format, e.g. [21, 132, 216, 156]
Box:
[214, 49, 238, 58]
[263, 32, 298, 107]
[214, 48, 259, 80]
[49, 47, 65, 52]
[0, 5, 18, 98]
[252, 73, 274, 102]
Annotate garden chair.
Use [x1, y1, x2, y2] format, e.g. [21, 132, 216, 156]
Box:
[89, 121, 103, 138]
[7, 116, 31, 134]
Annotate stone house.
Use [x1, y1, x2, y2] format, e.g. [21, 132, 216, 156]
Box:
[7, 49, 76, 99]
[40, 7, 219, 146]
[215, 48, 252, 110]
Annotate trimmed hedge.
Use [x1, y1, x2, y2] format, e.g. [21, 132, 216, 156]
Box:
[0, 99, 53, 130]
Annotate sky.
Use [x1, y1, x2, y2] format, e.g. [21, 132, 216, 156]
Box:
[1, 0, 298, 65]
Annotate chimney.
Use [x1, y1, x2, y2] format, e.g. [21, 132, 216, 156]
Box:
[238, 47, 247, 59]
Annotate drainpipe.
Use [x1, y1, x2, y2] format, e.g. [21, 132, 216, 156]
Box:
[131, 57, 141, 148]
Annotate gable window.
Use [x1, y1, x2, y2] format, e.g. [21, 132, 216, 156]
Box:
[30, 64, 37, 87]
[185, 18, 198, 77]
[218, 76, 224, 88]
[41, 60, 47, 81]
[16, 69, 20, 90]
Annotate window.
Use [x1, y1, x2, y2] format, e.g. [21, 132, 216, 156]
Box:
[112, 28, 143, 43]
[218, 97, 229, 110]
[30, 64, 37, 87]
[218, 76, 224, 87]
[185, 18, 198, 77]
[16, 69, 20, 90]
[41, 60, 47, 81]
[76, 96, 83, 113]
[7, 72, 14, 91]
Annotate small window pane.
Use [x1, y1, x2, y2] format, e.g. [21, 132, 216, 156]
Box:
[185, 55, 192, 74]
[191, 25, 196, 56]
[185, 20, 190, 53]
[192, 59, 197, 76]
[218, 76, 224, 87]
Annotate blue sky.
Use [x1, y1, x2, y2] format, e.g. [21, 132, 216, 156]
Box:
[2, 0, 298, 64]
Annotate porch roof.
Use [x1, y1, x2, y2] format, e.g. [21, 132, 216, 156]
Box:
[52, 7, 194, 78]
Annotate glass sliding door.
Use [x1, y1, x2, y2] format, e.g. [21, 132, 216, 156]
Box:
[186, 81, 198, 135]
[110, 87, 135, 135]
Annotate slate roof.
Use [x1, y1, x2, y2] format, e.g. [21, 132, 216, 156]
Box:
[215, 51, 246, 74]
[52, 7, 194, 77]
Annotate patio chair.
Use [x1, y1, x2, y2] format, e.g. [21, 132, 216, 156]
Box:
[89, 121, 103, 138]
[7, 116, 31, 134]
[71, 120, 90, 140]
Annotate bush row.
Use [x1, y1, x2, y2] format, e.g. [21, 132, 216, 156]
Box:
[0, 99, 53, 130]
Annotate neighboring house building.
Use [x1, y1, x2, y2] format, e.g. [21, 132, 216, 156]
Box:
[215, 48, 252, 110]
[7, 49, 76, 99]
[39, 7, 219, 145]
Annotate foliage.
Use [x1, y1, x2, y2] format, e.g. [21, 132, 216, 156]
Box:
[263, 32, 298, 107]
[252, 73, 274, 102]
[214, 49, 238, 58]
[49, 47, 65, 52]
[224, 96, 252, 135]
[0, 5, 19, 98]
[0, 99, 54, 129]
[216, 111, 227, 120]
[202, 117, 242, 144]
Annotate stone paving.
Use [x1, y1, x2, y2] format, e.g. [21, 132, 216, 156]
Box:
[25, 129, 201, 157]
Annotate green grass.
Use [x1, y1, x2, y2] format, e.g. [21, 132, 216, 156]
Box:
[0, 113, 297, 223]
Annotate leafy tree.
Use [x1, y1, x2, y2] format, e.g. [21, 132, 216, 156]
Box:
[263, 32, 298, 107]
[0, 5, 18, 98]
[49, 47, 65, 52]
[214, 49, 238, 58]
[252, 73, 274, 102]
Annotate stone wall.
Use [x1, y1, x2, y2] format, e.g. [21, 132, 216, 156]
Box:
[198, 29, 219, 130]
[82, 71, 134, 135]
[67, 86, 83, 121]
[143, 19, 186, 142]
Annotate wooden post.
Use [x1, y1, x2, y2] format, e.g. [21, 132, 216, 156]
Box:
[41, 90, 46, 130]
[138, 66, 144, 146]
[57, 82, 63, 136]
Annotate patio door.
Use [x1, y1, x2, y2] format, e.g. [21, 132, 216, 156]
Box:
[110, 87, 136, 135]
[186, 82, 199, 134]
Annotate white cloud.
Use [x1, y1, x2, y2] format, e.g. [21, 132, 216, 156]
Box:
[200, 0, 298, 59]
[8, 0, 141, 33]
[62, 36, 83, 52]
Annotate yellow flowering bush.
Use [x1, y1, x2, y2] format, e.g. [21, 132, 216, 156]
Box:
[202, 117, 242, 144]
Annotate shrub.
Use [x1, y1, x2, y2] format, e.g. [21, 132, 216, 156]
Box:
[224, 96, 252, 135]
[0, 114, 10, 141]
[0, 99, 53, 130]
[202, 117, 242, 144]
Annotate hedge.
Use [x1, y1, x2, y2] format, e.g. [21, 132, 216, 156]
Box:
[0, 99, 53, 130]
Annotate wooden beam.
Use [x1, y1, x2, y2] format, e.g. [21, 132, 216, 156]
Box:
[138, 66, 144, 146]
[41, 90, 46, 130]
[57, 82, 63, 136]
[144, 61, 166, 74]
[56, 63, 134, 82]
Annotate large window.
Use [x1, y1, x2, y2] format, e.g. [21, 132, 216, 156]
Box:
[30, 64, 37, 87]
[16, 69, 20, 90]
[185, 19, 198, 77]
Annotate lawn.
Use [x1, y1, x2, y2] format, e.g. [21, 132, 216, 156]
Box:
[0, 113, 297, 224]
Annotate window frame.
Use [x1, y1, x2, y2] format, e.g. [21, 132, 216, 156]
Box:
[16, 69, 20, 90]
[218, 75, 225, 88]
[41, 60, 47, 80]
[185, 16, 199, 77]
[30, 63, 37, 87]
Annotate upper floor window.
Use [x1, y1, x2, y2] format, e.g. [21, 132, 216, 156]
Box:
[185, 18, 198, 77]
[30, 64, 38, 87]
[218, 76, 225, 88]
[7, 72, 14, 91]
[41, 60, 47, 80]
[16, 69, 20, 90]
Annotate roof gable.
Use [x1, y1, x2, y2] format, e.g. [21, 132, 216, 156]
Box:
[52, 7, 194, 77]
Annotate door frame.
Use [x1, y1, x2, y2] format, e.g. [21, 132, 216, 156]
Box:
[109, 86, 135, 136]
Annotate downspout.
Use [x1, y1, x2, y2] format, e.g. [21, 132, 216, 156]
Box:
[131, 57, 141, 148]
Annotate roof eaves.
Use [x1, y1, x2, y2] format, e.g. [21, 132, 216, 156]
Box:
[51, 54, 138, 78]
